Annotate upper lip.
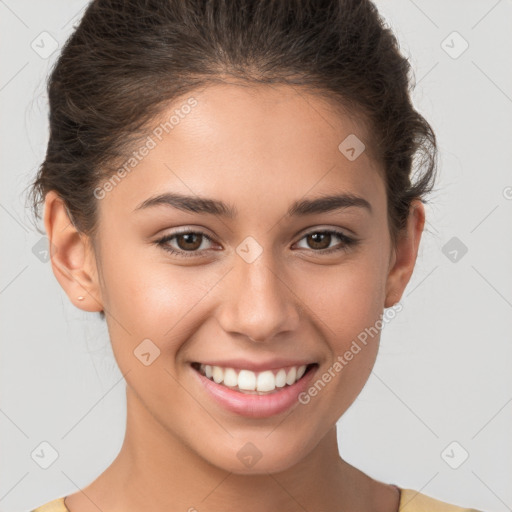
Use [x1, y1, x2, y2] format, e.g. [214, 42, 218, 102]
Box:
[192, 358, 317, 372]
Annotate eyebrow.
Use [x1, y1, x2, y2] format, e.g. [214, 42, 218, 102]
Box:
[133, 191, 372, 218]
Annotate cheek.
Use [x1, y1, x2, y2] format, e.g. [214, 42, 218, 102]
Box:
[299, 253, 388, 399]
[99, 246, 225, 355]
[300, 255, 388, 345]
[299, 264, 388, 413]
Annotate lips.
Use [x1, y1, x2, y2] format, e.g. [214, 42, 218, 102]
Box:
[190, 361, 319, 418]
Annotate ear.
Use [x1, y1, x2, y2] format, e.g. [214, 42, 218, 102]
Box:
[384, 199, 425, 308]
[43, 190, 104, 313]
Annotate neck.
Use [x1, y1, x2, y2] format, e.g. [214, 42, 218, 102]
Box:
[80, 386, 379, 512]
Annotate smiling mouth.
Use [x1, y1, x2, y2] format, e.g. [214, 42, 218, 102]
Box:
[190, 362, 318, 395]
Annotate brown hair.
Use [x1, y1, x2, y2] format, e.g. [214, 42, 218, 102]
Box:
[27, 0, 438, 308]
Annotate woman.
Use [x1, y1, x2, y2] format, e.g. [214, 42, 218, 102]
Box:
[27, 0, 484, 510]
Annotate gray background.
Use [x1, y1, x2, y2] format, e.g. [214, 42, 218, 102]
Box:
[1, 1, 511, 511]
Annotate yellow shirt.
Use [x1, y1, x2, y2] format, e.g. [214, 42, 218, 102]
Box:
[29, 488, 485, 511]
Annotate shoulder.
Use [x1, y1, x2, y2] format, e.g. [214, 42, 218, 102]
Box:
[29, 496, 69, 512]
[29, 489, 486, 512]
[399, 488, 484, 512]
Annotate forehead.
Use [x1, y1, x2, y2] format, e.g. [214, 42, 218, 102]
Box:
[100, 82, 386, 220]
[163, 81, 374, 161]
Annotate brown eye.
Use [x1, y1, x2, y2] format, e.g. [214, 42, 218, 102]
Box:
[175, 233, 203, 251]
[295, 229, 357, 254]
[305, 232, 332, 250]
[155, 230, 215, 257]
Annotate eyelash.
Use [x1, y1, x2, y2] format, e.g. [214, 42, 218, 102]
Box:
[154, 228, 358, 258]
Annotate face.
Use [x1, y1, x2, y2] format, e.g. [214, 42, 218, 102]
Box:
[47, 82, 423, 474]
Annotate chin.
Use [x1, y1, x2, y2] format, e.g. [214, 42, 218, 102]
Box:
[200, 436, 312, 475]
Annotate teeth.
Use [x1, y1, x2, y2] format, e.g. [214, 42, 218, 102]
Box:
[238, 370, 256, 391]
[257, 370, 275, 392]
[285, 366, 297, 385]
[212, 366, 223, 384]
[223, 367, 238, 387]
[275, 369, 287, 388]
[197, 363, 310, 393]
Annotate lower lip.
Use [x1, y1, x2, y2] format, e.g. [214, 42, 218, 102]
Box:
[191, 364, 318, 419]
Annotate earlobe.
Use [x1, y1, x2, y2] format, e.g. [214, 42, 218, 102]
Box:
[384, 200, 425, 309]
[43, 190, 104, 313]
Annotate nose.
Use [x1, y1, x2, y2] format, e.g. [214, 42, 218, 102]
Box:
[216, 249, 301, 343]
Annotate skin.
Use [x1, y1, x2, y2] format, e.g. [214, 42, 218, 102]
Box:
[44, 82, 424, 512]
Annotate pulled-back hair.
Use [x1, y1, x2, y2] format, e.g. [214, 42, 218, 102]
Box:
[28, 0, 437, 252]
